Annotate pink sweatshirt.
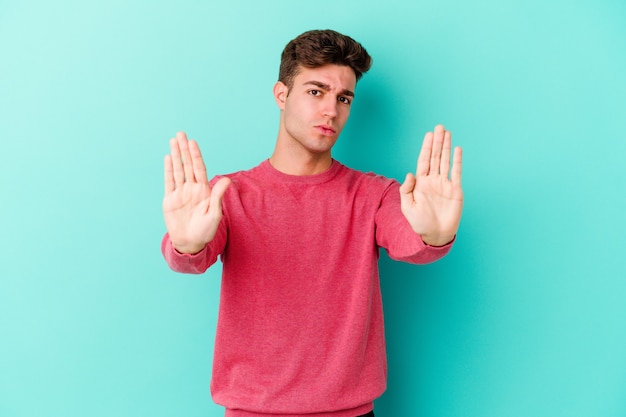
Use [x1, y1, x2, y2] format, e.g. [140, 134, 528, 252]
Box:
[162, 160, 453, 416]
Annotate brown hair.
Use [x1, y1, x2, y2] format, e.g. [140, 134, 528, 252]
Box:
[278, 29, 372, 89]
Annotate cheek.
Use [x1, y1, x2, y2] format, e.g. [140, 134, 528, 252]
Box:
[285, 97, 307, 117]
[284, 106, 311, 136]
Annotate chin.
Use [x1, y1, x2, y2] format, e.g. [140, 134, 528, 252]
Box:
[306, 141, 337, 154]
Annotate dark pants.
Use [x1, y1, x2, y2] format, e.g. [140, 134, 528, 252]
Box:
[357, 412, 375, 417]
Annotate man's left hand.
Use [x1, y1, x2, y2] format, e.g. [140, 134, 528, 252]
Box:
[400, 124, 464, 247]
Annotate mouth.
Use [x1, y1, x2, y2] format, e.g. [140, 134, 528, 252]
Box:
[315, 125, 337, 135]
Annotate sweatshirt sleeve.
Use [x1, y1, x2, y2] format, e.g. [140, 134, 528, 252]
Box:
[161, 216, 228, 274]
[161, 175, 231, 274]
[375, 180, 454, 264]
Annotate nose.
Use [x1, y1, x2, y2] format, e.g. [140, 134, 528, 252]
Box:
[321, 97, 338, 118]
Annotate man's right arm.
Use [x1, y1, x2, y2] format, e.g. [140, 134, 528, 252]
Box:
[161, 131, 230, 272]
[161, 221, 227, 274]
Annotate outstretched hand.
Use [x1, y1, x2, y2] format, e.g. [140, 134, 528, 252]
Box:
[163, 132, 231, 254]
[400, 125, 463, 246]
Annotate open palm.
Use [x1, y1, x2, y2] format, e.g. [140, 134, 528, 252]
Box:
[163, 132, 230, 254]
[400, 125, 463, 247]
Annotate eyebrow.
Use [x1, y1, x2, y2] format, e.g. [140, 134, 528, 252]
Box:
[303, 81, 355, 98]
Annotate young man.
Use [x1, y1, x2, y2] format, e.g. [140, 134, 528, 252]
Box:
[161, 30, 463, 417]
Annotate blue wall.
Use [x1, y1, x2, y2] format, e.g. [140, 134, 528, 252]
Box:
[1, 1, 625, 416]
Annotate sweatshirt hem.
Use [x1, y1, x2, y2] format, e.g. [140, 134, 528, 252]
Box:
[224, 402, 373, 417]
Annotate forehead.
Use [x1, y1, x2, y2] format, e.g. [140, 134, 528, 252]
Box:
[293, 64, 357, 91]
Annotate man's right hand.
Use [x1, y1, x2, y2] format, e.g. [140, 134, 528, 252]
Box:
[163, 132, 231, 254]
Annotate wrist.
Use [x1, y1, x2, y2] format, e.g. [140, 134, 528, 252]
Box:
[172, 241, 206, 255]
[421, 234, 455, 247]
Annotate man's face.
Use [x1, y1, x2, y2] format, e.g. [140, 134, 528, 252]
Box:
[274, 64, 357, 156]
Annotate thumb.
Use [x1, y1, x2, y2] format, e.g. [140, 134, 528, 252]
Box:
[208, 177, 232, 214]
[399, 173, 416, 206]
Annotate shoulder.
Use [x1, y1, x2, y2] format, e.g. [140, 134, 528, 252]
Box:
[209, 161, 266, 186]
[335, 161, 398, 190]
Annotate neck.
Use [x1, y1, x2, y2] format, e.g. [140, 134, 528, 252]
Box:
[269, 149, 333, 176]
[269, 124, 334, 176]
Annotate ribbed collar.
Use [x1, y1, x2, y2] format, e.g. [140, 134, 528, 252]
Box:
[258, 159, 343, 185]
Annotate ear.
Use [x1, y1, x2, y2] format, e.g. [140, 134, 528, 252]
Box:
[273, 81, 288, 110]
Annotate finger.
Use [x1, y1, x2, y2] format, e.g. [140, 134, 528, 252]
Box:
[176, 131, 196, 183]
[399, 172, 416, 194]
[189, 140, 209, 184]
[416, 131, 433, 176]
[429, 125, 445, 175]
[451, 146, 462, 186]
[440, 129, 452, 179]
[164, 155, 175, 194]
[170, 137, 185, 188]
[208, 177, 232, 215]
[399, 173, 416, 206]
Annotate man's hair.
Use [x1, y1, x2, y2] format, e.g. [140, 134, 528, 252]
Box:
[278, 29, 372, 89]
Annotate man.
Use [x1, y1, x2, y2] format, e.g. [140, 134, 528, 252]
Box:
[161, 30, 463, 417]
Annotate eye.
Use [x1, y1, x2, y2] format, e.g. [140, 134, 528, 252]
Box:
[338, 96, 352, 105]
[308, 89, 321, 96]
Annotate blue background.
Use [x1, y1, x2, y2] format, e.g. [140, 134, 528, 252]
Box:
[1, 0, 625, 416]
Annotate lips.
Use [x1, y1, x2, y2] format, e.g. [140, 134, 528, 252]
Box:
[315, 125, 336, 135]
